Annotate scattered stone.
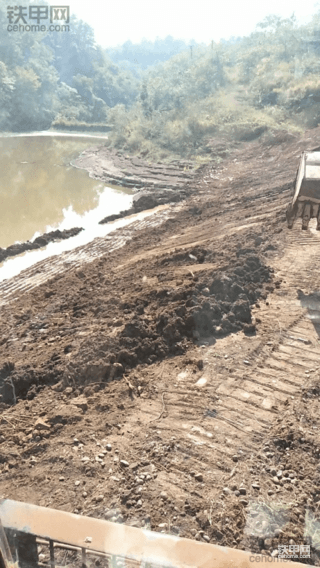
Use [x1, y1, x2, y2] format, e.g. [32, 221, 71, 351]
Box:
[194, 473, 203, 482]
[95, 495, 104, 502]
[75, 480, 80, 486]
[71, 396, 88, 412]
[105, 509, 121, 519]
[59, 477, 65, 482]
[190, 528, 197, 536]
[120, 460, 129, 468]
[223, 487, 231, 495]
[64, 387, 73, 394]
[51, 381, 63, 392]
[203, 535, 210, 543]
[239, 499, 248, 506]
[106, 444, 112, 451]
[160, 491, 168, 500]
[196, 377, 207, 387]
[232, 455, 239, 462]
[252, 483, 260, 490]
[158, 523, 168, 529]
[239, 488, 246, 495]
[34, 418, 50, 431]
[82, 492, 88, 498]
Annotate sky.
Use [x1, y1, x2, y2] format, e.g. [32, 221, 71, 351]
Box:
[70, 0, 320, 48]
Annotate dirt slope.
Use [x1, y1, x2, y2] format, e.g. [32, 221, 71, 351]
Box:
[2, 128, 320, 565]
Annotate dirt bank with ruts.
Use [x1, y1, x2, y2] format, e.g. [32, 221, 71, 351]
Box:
[72, 145, 197, 191]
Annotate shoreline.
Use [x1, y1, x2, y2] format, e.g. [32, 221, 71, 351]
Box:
[1, 136, 198, 263]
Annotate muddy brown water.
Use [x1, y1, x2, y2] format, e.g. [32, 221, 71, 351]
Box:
[0, 133, 147, 282]
[0, 134, 134, 247]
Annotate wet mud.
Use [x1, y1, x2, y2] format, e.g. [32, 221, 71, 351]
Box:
[0, 227, 83, 264]
[72, 146, 197, 190]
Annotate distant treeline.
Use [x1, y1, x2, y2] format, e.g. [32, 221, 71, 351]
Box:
[106, 13, 320, 160]
[0, 0, 194, 133]
[2, 2, 320, 160]
[107, 37, 197, 76]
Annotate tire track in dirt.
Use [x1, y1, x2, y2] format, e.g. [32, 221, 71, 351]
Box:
[138, 221, 320, 502]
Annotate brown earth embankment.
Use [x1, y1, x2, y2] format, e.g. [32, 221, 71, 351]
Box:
[2, 128, 320, 564]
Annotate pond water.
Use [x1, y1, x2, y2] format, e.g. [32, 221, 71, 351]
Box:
[0, 133, 132, 248]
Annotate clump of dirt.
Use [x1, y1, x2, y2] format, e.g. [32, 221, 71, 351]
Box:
[56, 247, 273, 393]
[0, 243, 273, 405]
[99, 190, 185, 225]
[0, 227, 83, 264]
[191, 253, 272, 338]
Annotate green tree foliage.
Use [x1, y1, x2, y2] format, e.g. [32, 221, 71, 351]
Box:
[107, 12, 320, 160]
[3, 0, 320, 154]
[0, 0, 138, 131]
[107, 36, 195, 75]
[0, 0, 60, 130]
[44, 17, 97, 83]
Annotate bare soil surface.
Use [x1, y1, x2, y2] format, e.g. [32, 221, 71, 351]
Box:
[72, 145, 196, 190]
[2, 128, 320, 564]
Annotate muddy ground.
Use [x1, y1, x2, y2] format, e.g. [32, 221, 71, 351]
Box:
[0, 227, 83, 264]
[72, 146, 196, 190]
[2, 128, 320, 565]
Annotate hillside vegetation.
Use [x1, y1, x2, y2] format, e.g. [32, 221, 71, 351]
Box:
[107, 14, 320, 160]
[2, 1, 320, 160]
